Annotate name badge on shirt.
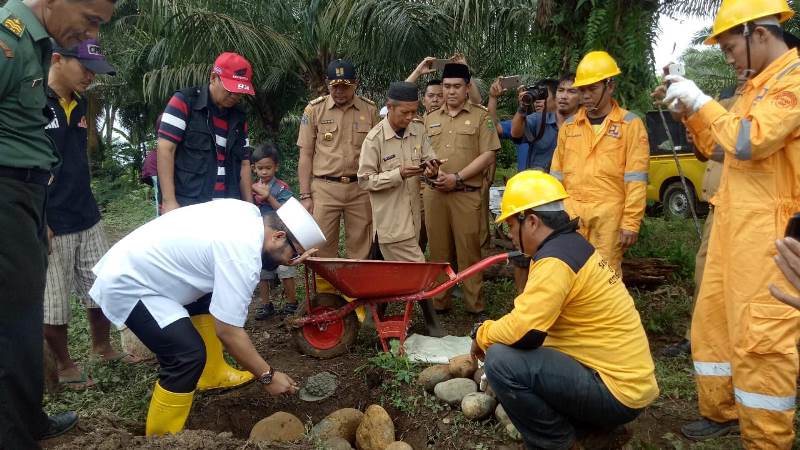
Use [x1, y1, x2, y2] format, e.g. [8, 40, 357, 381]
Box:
[429, 123, 441, 129]
[606, 124, 621, 139]
[320, 119, 335, 124]
[382, 154, 396, 162]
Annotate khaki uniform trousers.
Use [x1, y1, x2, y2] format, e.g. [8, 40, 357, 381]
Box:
[685, 208, 714, 340]
[423, 187, 483, 313]
[312, 178, 372, 259]
[480, 181, 490, 252]
[380, 237, 425, 263]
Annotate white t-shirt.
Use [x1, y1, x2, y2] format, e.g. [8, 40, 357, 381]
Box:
[90, 199, 264, 329]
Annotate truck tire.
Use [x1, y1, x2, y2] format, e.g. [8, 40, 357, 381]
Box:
[663, 181, 697, 219]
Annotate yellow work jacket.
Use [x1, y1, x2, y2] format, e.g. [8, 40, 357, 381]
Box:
[687, 49, 800, 230]
[551, 101, 650, 232]
[476, 230, 659, 409]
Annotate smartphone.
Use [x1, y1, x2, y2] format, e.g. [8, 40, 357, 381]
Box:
[419, 158, 448, 169]
[785, 213, 800, 239]
[499, 76, 522, 90]
[431, 59, 450, 72]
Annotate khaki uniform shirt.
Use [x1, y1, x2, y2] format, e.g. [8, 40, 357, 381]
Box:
[297, 94, 380, 177]
[423, 102, 501, 187]
[358, 119, 434, 243]
[0, 0, 58, 170]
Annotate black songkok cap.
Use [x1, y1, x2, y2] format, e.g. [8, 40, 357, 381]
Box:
[387, 81, 419, 102]
[441, 63, 471, 82]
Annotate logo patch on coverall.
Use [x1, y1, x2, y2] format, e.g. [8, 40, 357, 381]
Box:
[773, 91, 798, 110]
[606, 124, 621, 139]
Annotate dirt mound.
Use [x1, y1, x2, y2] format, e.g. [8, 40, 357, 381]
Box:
[45, 412, 313, 450]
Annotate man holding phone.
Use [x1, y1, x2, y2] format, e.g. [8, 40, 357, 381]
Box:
[655, 1, 800, 445]
[358, 81, 444, 335]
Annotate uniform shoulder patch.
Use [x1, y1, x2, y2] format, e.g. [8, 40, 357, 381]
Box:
[411, 117, 423, 123]
[366, 126, 381, 140]
[622, 111, 639, 123]
[471, 103, 489, 111]
[359, 96, 376, 106]
[2, 16, 24, 39]
[309, 96, 326, 105]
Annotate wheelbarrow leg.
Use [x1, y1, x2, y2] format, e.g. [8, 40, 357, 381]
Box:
[368, 303, 391, 353]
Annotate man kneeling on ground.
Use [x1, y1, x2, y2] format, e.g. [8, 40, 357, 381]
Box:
[471, 171, 659, 450]
[89, 198, 323, 436]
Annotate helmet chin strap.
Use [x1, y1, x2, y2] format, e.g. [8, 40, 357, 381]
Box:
[743, 22, 756, 80]
[516, 214, 528, 256]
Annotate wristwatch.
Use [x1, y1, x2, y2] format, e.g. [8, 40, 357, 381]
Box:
[257, 366, 275, 385]
[469, 320, 485, 340]
[454, 172, 464, 188]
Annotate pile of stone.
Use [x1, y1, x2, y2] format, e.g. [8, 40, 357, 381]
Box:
[248, 405, 413, 450]
[417, 354, 521, 441]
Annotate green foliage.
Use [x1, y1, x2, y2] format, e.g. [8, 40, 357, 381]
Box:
[359, 352, 420, 412]
[681, 47, 735, 99]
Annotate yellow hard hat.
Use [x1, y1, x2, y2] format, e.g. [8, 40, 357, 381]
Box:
[572, 51, 622, 88]
[495, 171, 569, 224]
[705, 0, 795, 45]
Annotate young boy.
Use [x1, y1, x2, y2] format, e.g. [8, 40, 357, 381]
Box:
[250, 144, 297, 319]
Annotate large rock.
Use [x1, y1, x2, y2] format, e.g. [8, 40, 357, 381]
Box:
[322, 436, 354, 450]
[495, 404, 511, 426]
[121, 326, 155, 361]
[311, 408, 364, 444]
[417, 365, 452, 393]
[448, 354, 478, 379]
[385, 442, 413, 450]
[355, 405, 395, 450]
[249, 411, 304, 443]
[434, 378, 477, 407]
[461, 392, 497, 420]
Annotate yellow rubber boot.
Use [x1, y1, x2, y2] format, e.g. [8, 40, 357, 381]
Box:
[190, 314, 254, 391]
[145, 382, 194, 436]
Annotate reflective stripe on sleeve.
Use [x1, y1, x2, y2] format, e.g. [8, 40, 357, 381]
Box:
[550, 170, 563, 181]
[623, 171, 648, 182]
[735, 119, 752, 160]
[735, 388, 795, 412]
[693, 361, 732, 376]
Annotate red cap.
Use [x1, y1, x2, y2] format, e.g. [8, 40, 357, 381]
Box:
[212, 52, 255, 95]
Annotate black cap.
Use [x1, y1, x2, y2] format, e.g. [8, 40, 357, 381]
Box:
[441, 63, 470, 82]
[52, 38, 116, 76]
[388, 81, 418, 102]
[327, 59, 356, 85]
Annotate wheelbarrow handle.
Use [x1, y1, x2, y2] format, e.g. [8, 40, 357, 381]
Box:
[423, 251, 519, 299]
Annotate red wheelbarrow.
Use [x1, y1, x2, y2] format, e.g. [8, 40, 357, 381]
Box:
[288, 252, 516, 358]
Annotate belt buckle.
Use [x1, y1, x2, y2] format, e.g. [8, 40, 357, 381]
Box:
[340, 176, 351, 184]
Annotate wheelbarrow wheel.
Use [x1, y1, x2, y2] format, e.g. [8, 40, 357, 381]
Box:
[293, 293, 359, 359]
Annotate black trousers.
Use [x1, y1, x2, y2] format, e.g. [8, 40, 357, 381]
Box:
[484, 345, 641, 450]
[0, 178, 50, 450]
[124, 295, 212, 393]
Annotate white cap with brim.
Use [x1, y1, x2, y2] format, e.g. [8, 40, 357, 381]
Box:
[276, 197, 326, 250]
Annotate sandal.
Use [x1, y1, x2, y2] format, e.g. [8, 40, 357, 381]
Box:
[58, 368, 96, 391]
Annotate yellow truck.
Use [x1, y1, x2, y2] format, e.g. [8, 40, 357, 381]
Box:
[644, 112, 707, 219]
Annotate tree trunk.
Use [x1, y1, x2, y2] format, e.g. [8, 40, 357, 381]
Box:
[86, 93, 101, 173]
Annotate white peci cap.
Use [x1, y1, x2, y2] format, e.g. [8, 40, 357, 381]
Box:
[276, 197, 326, 250]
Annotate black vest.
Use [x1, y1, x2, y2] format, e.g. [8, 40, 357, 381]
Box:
[172, 85, 248, 205]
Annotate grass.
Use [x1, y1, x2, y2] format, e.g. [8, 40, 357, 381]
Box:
[43, 300, 158, 422]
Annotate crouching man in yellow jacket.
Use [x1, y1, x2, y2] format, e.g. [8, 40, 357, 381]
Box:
[471, 171, 658, 450]
[658, 0, 800, 446]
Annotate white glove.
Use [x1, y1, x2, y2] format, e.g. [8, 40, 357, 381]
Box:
[663, 75, 712, 114]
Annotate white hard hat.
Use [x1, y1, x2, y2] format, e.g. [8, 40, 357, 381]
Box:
[276, 197, 326, 250]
